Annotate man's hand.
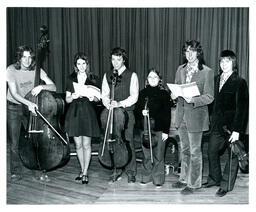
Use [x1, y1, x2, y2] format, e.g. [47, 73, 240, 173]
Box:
[171, 93, 177, 100]
[183, 96, 194, 103]
[229, 131, 239, 143]
[31, 85, 43, 96]
[109, 100, 121, 108]
[28, 102, 38, 115]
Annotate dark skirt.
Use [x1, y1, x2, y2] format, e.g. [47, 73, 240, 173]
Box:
[64, 97, 100, 137]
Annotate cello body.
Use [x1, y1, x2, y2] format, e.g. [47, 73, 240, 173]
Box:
[19, 90, 70, 171]
[98, 107, 131, 169]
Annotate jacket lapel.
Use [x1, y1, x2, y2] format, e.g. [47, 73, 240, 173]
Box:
[219, 72, 236, 93]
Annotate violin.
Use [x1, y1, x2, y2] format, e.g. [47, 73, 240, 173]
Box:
[98, 70, 131, 169]
[141, 97, 158, 163]
[18, 26, 70, 171]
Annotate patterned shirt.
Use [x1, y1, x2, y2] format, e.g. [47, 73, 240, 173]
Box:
[185, 63, 199, 83]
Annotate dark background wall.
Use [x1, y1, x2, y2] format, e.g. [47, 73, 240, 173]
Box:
[6, 8, 249, 92]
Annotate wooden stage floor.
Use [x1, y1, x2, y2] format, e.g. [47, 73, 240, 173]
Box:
[6, 134, 249, 204]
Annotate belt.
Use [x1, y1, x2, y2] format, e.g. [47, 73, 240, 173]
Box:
[7, 101, 20, 106]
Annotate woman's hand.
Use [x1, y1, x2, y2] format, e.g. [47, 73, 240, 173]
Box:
[72, 93, 80, 99]
[162, 133, 168, 141]
[142, 109, 149, 116]
[88, 96, 100, 102]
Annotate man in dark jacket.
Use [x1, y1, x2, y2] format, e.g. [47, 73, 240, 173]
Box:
[203, 50, 249, 197]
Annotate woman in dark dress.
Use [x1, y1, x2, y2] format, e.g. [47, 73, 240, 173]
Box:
[65, 52, 100, 184]
[135, 68, 171, 187]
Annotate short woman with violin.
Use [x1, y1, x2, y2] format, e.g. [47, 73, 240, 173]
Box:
[65, 52, 100, 184]
[7, 45, 56, 182]
[135, 69, 171, 187]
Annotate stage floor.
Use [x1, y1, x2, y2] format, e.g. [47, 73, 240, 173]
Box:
[6, 134, 248, 204]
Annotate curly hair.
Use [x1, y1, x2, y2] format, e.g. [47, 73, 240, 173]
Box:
[110, 47, 129, 69]
[14, 45, 36, 70]
[182, 40, 205, 70]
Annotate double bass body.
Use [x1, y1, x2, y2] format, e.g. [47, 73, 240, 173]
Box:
[19, 90, 70, 171]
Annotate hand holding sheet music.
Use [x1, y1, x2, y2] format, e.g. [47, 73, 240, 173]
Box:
[73, 82, 101, 101]
[167, 82, 200, 98]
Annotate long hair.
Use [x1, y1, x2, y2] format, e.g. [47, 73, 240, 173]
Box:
[73, 52, 90, 73]
[182, 40, 205, 70]
[145, 68, 165, 89]
[219, 50, 238, 74]
[110, 47, 129, 69]
[14, 45, 36, 70]
[72, 52, 97, 81]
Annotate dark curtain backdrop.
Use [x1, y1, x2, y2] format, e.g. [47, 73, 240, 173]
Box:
[7, 8, 249, 92]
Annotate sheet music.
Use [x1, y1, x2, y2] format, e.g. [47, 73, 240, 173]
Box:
[167, 82, 200, 98]
[73, 82, 101, 100]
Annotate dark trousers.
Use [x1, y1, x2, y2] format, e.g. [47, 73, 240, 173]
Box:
[7, 101, 27, 175]
[123, 110, 137, 177]
[207, 130, 239, 191]
[141, 131, 165, 185]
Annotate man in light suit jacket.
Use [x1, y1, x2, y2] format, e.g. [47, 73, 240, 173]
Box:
[171, 40, 214, 195]
[203, 50, 249, 197]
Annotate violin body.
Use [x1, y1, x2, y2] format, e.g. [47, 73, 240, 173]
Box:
[141, 118, 158, 149]
[19, 90, 70, 171]
[141, 97, 158, 149]
[98, 107, 131, 169]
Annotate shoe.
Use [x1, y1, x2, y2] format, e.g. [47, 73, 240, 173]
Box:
[155, 184, 163, 188]
[82, 175, 89, 184]
[128, 175, 136, 183]
[215, 188, 227, 197]
[75, 172, 83, 181]
[110, 173, 122, 182]
[39, 173, 50, 182]
[181, 186, 194, 195]
[11, 174, 22, 182]
[140, 181, 151, 185]
[172, 181, 187, 188]
[202, 182, 220, 188]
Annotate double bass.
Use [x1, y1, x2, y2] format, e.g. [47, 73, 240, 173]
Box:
[98, 70, 131, 177]
[18, 26, 70, 171]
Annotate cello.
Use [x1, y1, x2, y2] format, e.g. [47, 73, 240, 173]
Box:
[98, 70, 131, 176]
[18, 26, 70, 171]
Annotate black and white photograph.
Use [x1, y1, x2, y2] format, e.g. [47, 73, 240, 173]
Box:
[1, 0, 255, 209]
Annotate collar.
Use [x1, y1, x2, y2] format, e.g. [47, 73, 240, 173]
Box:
[221, 71, 233, 80]
[117, 65, 126, 75]
[186, 61, 199, 72]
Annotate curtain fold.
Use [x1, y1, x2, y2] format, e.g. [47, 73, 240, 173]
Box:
[7, 8, 249, 92]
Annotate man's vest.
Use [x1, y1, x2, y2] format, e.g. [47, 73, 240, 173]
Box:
[106, 68, 135, 111]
